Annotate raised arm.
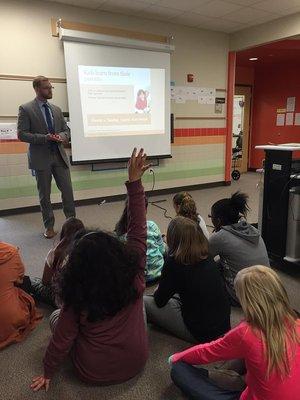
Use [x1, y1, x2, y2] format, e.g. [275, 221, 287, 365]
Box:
[126, 148, 151, 260]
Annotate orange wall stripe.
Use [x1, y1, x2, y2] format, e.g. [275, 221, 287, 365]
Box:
[0, 142, 27, 154]
[173, 135, 226, 146]
[175, 127, 226, 137]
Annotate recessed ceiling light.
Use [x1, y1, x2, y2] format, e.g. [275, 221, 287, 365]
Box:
[249, 57, 258, 61]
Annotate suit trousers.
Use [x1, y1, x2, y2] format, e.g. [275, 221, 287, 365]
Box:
[35, 149, 75, 229]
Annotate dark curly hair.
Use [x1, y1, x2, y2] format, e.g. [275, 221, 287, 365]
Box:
[211, 191, 250, 226]
[59, 229, 140, 322]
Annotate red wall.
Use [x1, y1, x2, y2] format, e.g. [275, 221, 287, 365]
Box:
[250, 63, 300, 169]
[235, 66, 254, 86]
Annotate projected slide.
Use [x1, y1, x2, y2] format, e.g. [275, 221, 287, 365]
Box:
[78, 65, 165, 137]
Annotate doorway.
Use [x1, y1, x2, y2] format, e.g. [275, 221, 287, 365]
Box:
[233, 86, 251, 173]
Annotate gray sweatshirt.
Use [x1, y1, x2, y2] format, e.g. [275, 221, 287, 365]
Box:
[209, 221, 270, 303]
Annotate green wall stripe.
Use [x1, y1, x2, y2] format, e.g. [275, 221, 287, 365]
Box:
[0, 166, 224, 199]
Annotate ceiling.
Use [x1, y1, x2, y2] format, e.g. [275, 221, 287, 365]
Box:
[236, 39, 300, 66]
[44, 0, 300, 33]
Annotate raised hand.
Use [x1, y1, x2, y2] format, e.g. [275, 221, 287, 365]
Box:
[30, 375, 50, 392]
[128, 148, 151, 182]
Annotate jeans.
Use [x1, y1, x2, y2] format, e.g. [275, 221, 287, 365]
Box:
[171, 361, 242, 400]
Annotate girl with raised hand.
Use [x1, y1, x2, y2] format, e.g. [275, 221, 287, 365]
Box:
[170, 265, 300, 400]
[209, 191, 269, 305]
[173, 192, 209, 239]
[31, 148, 151, 392]
[144, 216, 230, 343]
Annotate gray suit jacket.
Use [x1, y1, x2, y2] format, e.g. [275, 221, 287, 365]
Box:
[17, 99, 70, 170]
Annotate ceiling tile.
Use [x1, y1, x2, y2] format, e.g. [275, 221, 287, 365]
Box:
[191, 0, 244, 18]
[169, 12, 215, 27]
[222, 0, 264, 5]
[137, 4, 184, 20]
[254, 0, 300, 14]
[223, 6, 279, 23]
[129, 0, 159, 3]
[46, 0, 107, 9]
[158, 0, 210, 12]
[98, 0, 150, 14]
[198, 18, 248, 32]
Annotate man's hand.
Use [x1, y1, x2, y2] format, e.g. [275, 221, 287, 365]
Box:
[31, 376, 50, 392]
[46, 134, 63, 142]
[128, 148, 151, 182]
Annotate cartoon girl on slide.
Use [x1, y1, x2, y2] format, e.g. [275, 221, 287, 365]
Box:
[135, 90, 150, 113]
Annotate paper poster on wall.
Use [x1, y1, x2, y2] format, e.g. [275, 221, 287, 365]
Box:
[205, 96, 215, 105]
[215, 103, 223, 114]
[170, 87, 176, 100]
[175, 95, 186, 104]
[171, 86, 216, 103]
[199, 87, 216, 96]
[0, 123, 18, 140]
[286, 97, 296, 112]
[276, 114, 285, 126]
[294, 113, 300, 126]
[286, 112, 294, 126]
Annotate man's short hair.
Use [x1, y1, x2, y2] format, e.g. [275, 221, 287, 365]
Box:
[32, 76, 49, 89]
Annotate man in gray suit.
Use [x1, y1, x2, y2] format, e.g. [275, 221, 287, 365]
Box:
[18, 76, 75, 238]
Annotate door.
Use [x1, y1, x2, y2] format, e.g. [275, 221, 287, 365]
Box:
[233, 86, 251, 173]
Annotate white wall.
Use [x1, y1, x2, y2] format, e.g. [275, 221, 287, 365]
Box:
[0, 0, 230, 211]
[230, 12, 300, 51]
[0, 0, 229, 120]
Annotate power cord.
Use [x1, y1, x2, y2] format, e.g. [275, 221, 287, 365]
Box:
[148, 168, 173, 220]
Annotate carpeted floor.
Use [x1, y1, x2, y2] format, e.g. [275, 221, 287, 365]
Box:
[0, 172, 299, 400]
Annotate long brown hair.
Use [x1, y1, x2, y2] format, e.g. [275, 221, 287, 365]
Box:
[167, 216, 208, 265]
[173, 192, 199, 224]
[52, 217, 84, 272]
[235, 265, 300, 378]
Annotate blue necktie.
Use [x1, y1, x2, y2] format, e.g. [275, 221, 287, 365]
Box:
[42, 103, 54, 133]
[43, 103, 57, 151]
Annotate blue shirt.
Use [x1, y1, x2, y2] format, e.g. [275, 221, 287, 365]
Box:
[117, 220, 165, 283]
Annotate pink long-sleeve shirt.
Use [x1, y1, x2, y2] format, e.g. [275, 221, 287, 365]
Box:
[172, 321, 300, 400]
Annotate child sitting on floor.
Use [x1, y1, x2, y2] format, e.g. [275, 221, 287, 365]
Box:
[115, 197, 165, 284]
[209, 191, 269, 305]
[31, 217, 84, 307]
[173, 192, 209, 239]
[31, 148, 150, 392]
[0, 241, 42, 349]
[170, 265, 300, 400]
[144, 216, 230, 343]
